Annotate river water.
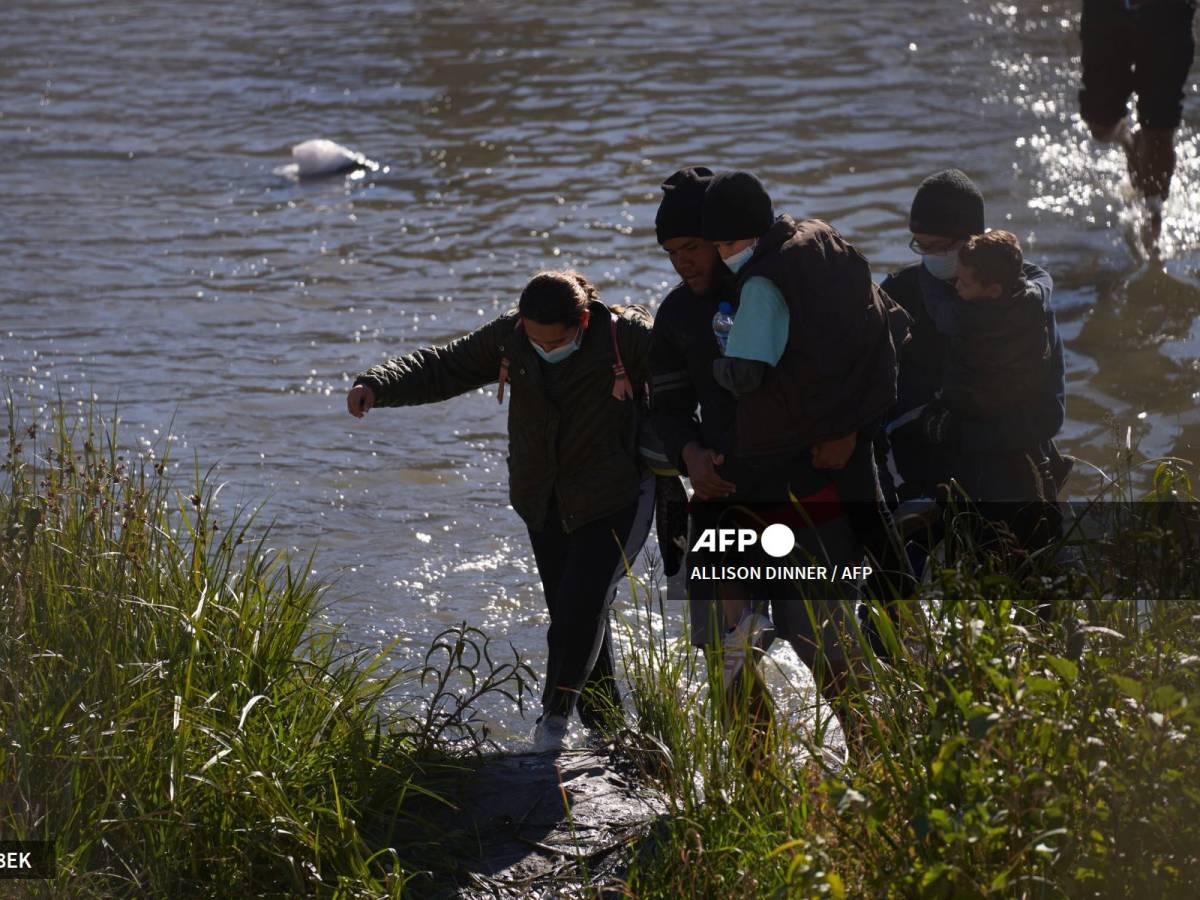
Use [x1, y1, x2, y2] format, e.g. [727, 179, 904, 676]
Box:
[4, 0, 1199, 740]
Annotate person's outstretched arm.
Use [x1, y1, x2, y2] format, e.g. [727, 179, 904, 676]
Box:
[347, 313, 512, 417]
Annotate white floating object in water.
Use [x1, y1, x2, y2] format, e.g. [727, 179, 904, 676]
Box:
[275, 139, 380, 179]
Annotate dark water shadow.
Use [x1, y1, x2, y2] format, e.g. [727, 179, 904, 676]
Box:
[1070, 263, 1200, 483]
[1095, 264, 1200, 345]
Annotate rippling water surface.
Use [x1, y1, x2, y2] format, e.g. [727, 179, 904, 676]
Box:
[4, 0, 1199, 739]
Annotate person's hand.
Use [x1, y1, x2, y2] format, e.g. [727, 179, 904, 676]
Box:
[812, 432, 857, 469]
[682, 442, 737, 500]
[346, 383, 375, 418]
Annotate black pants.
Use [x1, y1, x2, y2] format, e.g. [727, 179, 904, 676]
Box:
[890, 446, 1064, 578]
[527, 479, 654, 726]
[712, 429, 904, 591]
[1080, 0, 1196, 130]
[822, 427, 914, 605]
[688, 432, 907, 649]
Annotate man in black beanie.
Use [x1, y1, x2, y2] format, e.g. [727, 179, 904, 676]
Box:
[908, 169, 985, 255]
[878, 168, 1069, 520]
[649, 167, 744, 653]
[651, 165, 735, 501]
[700, 170, 899, 472]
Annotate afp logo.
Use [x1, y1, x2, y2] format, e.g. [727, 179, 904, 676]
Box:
[690, 523, 796, 558]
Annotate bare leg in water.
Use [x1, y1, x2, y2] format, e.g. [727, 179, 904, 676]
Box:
[1130, 126, 1177, 242]
[1088, 119, 1177, 250]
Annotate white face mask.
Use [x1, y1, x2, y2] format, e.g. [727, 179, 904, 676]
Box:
[532, 327, 582, 364]
[922, 250, 959, 281]
[723, 243, 756, 274]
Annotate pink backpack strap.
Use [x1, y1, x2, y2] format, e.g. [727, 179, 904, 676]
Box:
[500, 313, 633, 403]
[609, 312, 633, 401]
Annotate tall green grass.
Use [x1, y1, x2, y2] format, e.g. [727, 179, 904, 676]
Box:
[618, 460, 1200, 898]
[0, 400, 533, 897]
[8, 395, 1197, 897]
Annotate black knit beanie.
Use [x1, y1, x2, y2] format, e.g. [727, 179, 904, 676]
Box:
[908, 169, 985, 238]
[701, 171, 775, 242]
[655, 166, 714, 244]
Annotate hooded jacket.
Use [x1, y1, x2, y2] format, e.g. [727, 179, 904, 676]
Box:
[942, 277, 1052, 420]
[649, 278, 739, 468]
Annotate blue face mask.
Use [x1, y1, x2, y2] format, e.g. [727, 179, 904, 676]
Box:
[723, 243, 756, 274]
[922, 250, 959, 281]
[532, 327, 582, 364]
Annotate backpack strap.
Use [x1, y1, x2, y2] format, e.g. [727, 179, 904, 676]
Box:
[497, 318, 523, 404]
[609, 312, 633, 401]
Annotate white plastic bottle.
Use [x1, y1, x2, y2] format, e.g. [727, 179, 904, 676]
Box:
[712, 302, 735, 355]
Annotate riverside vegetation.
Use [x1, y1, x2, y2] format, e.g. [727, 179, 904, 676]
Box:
[617, 457, 1200, 898]
[3, 400, 1198, 898]
[0, 401, 536, 897]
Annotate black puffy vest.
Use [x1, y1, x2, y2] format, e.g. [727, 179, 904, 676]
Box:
[732, 215, 900, 457]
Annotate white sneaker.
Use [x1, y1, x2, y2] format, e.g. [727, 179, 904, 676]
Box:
[532, 714, 569, 753]
[721, 612, 775, 686]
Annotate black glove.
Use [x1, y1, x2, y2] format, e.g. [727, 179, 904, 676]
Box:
[655, 475, 690, 577]
[919, 402, 955, 446]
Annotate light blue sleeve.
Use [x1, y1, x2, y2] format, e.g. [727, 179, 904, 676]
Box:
[725, 276, 789, 365]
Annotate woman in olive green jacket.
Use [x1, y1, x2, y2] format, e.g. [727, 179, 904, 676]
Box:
[347, 270, 654, 751]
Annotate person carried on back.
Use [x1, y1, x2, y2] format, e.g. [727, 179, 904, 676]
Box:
[703, 173, 900, 461]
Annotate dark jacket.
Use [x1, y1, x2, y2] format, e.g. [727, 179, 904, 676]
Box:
[881, 261, 1064, 453]
[731, 215, 900, 458]
[1082, 0, 1195, 26]
[943, 277, 1051, 420]
[649, 278, 738, 469]
[354, 301, 653, 533]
